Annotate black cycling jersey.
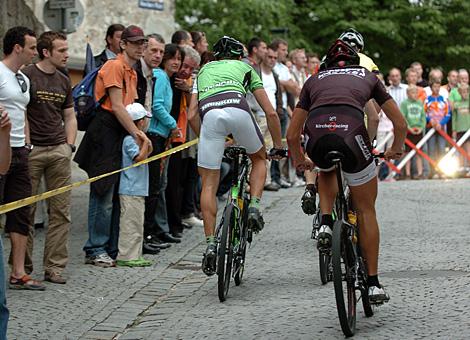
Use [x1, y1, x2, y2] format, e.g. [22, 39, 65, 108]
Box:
[296, 66, 391, 114]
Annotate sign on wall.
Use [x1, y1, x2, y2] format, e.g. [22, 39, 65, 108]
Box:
[138, 0, 164, 11]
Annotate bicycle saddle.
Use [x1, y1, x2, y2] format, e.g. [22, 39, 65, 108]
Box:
[325, 150, 345, 163]
[224, 146, 247, 158]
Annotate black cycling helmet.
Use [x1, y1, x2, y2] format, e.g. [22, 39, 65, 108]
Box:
[338, 28, 364, 51]
[322, 39, 360, 69]
[213, 36, 244, 59]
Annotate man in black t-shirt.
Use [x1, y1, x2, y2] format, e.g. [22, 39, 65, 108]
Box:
[287, 40, 407, 304]
[22, 31, 77, 284]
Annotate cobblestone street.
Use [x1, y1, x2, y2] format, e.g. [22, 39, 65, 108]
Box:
[5, 174, 470, 339]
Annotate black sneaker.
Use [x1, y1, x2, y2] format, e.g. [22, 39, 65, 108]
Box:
[247, 207, 265, 234]
[301, 187, 317, 215]
[202, 243, 217, 276]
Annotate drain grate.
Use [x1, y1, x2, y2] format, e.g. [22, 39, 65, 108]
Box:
[382, 270, 468, 279]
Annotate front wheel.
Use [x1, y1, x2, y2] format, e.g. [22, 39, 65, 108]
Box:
[217, 204, 234, 302]
[332, 219, 357, 337]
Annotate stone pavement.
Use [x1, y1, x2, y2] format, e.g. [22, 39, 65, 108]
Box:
[5, 177, 470, 339]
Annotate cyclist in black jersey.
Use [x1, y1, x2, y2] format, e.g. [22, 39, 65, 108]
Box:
[300, 28, 381, 215]
[287, 39, 407, 303]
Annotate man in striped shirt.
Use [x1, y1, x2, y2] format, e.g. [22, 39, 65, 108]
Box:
[388, 68, 408, 107]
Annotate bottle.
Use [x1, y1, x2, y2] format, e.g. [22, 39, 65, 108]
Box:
[77, 85, 88, 114]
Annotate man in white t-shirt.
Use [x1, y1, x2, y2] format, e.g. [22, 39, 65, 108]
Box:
[259, 46, 283, 191]
[0, 26, 45, 292]
[271, 39, 301, 188]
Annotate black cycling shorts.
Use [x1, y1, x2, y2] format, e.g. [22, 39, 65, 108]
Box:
[304, 105, 374, 174]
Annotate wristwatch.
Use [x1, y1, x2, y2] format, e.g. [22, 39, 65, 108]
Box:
[25, 143, 33, 152]
[68, 144, 77, 153]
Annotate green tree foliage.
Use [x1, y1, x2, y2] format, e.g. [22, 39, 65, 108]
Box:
[176, 0, 469, 74]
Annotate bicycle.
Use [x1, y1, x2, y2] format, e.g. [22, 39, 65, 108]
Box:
[216, 146, 287, 302]
[326, 151, 384, 337]
[310, 173, 335, 285]
[312, 206, 336, 285]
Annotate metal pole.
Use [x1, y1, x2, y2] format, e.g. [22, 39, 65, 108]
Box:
[440, 129, 470, 162]
[386, 128, 436, 179]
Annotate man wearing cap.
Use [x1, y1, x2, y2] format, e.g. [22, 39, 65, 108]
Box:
[75, 25, 151, 267]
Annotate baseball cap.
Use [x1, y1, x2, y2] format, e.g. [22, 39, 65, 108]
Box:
[126, 103, 152, 121]
[121, 25, 147, 42]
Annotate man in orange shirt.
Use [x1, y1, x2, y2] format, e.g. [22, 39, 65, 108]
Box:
[75, 25, 151, 267]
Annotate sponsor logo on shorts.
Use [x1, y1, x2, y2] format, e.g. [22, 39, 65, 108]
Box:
[315, 116, 349, 131]
[200, 98, 242, 112]
[355, 135, 372, 160]
[318, 68, 366, 80]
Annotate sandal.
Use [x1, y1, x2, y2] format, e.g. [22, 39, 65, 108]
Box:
[116, 258, 152, 267]
[9, 275, 46, 291]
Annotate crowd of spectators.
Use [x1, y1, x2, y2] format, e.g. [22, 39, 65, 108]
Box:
[0, 22, 468, 339]
[377, 65, 469, 179]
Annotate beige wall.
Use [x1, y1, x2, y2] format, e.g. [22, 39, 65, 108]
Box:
[26, 0, 176, 70]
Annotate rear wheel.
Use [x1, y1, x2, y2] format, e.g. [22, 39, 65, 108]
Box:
[332, 219, 357, 337]
[358, 256, 374, 317]
[217, 205, 234, 302]
[234, 199, 249, 286]
[319, 251, 331, 285]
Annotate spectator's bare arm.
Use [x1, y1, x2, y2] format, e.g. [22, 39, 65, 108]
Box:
[108, 87, 148, 143]
[0, 109, 11, 174]
[253, 88, 282, 148]
[63, 107, 77, 145]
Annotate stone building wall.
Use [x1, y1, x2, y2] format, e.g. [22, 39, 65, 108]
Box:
[25, 0, 176, 69]
[0, 0, 44, 56]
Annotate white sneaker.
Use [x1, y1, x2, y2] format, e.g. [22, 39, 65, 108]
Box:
[368, 285, 390, 304]
[292, 177, 306, 187]
[182, 215, 204, 228]
[85, 253, 116, 268]
[279, 178, 292, 188]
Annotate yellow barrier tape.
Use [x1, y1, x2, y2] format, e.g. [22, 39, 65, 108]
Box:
[0, 139, 199, 215]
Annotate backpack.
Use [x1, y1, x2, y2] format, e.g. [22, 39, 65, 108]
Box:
[72, 66, 106, 131]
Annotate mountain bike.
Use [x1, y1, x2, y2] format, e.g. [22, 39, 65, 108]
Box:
[216, 146, 287, 302]
[327, 151, 381, 337]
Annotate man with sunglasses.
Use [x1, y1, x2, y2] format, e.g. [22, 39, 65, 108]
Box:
[75, 25, 152, 268]
[0, 26, 46, 291]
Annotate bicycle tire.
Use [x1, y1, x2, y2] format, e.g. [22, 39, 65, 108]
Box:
[332, 219, 357, 337]
[358, 254, 374, 317]
[217, 204, 234, 302]
[234, 198, 249, 286]
[319, 251, 330, 285]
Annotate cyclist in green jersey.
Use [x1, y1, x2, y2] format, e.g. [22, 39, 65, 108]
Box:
[188, 36, 283, 275]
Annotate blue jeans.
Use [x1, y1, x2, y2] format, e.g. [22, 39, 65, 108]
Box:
[271, 109, 288, 184]
[0, 236, 9, 340]
[155, 158, 170, 235]
[83, 184, 120, 258]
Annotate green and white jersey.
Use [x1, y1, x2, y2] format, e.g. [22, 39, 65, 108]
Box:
[194, 60, 264, 101]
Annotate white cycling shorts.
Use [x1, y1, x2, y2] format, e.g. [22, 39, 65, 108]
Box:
[197, 107, 264, 170]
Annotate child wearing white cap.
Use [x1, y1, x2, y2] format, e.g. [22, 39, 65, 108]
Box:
[116, 103, 153, 267]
